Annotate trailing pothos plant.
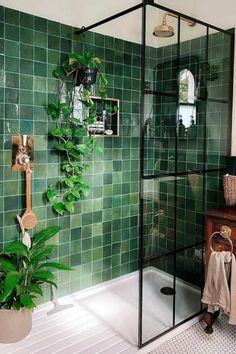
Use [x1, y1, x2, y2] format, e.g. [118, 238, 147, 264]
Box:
[0, 226, 72, 311]
[47, 52, 108, 215]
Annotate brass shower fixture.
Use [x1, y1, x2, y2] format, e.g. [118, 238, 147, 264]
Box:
[153, 12, 196, 38]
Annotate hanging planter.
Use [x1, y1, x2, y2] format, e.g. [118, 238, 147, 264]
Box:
[76, 67, 98, 86]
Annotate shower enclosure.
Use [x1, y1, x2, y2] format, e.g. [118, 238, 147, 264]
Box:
[76, 0, 234, 348]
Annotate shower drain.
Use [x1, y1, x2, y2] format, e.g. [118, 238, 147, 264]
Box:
[160, 287, 175, 296]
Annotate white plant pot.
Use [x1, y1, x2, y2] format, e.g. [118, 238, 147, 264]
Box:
[0, 308, 32, 343]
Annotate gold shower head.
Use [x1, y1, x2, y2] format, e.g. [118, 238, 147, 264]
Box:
[153, 13, 196, 38]
[153, 14, 174, 37]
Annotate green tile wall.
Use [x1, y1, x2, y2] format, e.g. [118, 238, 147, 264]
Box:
[0, 6, 140, 301]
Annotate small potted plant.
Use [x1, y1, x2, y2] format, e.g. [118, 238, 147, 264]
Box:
[0, 226, 72, 343]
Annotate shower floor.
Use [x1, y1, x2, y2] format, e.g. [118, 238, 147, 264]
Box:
[0, 267, 201, 354]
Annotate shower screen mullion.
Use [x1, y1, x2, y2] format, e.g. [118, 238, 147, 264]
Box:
[173, 14, 181, 328]
[138, 0, 147, 348]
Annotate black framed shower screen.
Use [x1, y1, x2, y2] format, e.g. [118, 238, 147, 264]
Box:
[76, 0, 234, 348]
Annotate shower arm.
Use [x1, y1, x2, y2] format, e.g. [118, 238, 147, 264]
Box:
[163, 12, 196, 27]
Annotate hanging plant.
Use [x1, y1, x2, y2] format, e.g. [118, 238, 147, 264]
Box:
[46, 51, 108, 215]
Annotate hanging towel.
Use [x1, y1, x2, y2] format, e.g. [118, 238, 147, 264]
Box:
[201, 251, 231, 315]
[229, 253, 236, 325]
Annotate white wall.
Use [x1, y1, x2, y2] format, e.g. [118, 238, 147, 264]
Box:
[0, 0, 236, 154]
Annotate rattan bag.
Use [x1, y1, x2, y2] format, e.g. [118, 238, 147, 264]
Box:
[223, 174, 236, 206]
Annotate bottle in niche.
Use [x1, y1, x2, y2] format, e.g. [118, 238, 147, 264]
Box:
[187, 118, 197, 138]
[178, 117, 186, 138]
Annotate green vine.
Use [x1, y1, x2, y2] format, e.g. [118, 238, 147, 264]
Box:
[46, 52, 108, 215]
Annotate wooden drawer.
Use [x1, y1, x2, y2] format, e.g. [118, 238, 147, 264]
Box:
[212, 220, 236, 241]
[205, 208, 236, 264]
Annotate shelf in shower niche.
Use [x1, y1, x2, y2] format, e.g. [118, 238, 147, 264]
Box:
[88, 96, 119, 137]
[144, 89, 177, 98]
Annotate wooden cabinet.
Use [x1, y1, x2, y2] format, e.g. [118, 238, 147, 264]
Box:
[206, 207, 236, 265]
[204, 207, 236, 333]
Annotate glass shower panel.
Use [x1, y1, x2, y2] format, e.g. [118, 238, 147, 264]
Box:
[142, 255, 174, 343]
[176, 174, 204, 250]
[207, 29, 232, 101]
[143, 95, 177, 176]
[142, 176, 175, 260]
[175, 246, 203, 325]
[178, 23, 207, 174]
[145, 6, 178, 95]
[205, 170, 225, 211]
[206, 101, 230, 169]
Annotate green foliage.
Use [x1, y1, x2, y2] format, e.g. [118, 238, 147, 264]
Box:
[46, 51, 107, 215]
[0, 227, 73, 311]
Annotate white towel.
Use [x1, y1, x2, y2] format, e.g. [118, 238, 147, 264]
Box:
[202, 251, 231, 315]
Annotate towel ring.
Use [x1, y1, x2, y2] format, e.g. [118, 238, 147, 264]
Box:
[209, 225, 233, 255]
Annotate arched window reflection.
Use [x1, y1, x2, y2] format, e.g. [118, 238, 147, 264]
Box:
[179, 69, 196, 128]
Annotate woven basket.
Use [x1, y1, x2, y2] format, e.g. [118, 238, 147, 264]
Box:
[223, 174, 236, 206]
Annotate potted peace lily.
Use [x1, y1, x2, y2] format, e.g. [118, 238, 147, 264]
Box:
[0, 226, 72, 343]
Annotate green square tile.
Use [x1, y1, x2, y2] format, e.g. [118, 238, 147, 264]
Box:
[34, 31, 47, 47]
[48, 35, 60, 50]
[34, 17, 48, 32]
[20, 59, 33, 75]
[20, 43, 33, 60]
[20, 12, 34, 29]
[20, 27, 33, 44]
[5, 8, 19, 26]
[5, 88, 19, 103]
[20, 89, 33, 104]
[20, 74, 33, 89]
[34, 62, 47, 77]
[5, 56, 19, 72]
[48, 20, 60, 35]
[5, 40, 19, 57]
[34, 46, 47, 62]
[5, 72, 19, 88]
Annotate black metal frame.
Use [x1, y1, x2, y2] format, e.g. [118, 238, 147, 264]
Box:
[74, 0, 234, 349]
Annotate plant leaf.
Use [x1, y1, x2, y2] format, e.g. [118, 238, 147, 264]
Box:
[65, 141, 75, 150]
[68, 53, 80, 65]
[71, 187, 81, 199]
[26, 285, 43, 297]
[3, 241, 29, 258]
[50, 128, 63, 137]
[53, 202, 65, 215]
[61, 127, 73, 137]
[0, 271, 21, 302]
[30, 245, 55, 264]
[46, 187, 57, 203]
[40, 262, 73, 271]
[56, 143, 66, 151]
[64, 178, 74, 189]
[53, 66, 66, 80]
[65, 201, 75, 213]
[73, 128, 86, 137]
[20, 294, 36, 310]
[0, 256, 17, 272]
[76, 144, 89, 155]
[33, 226, 61, 246]
[80, 184, 90, 197]
[12, 301, 21, 311]
[33, 270, 55, 282]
